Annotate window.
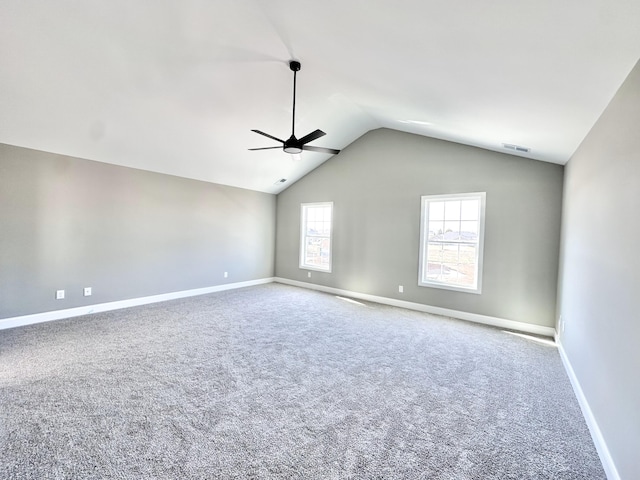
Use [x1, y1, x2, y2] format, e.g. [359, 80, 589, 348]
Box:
[419, 193, 486, 293]
[300, 202, 333, 272]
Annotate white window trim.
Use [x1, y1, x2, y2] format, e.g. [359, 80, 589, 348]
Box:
[300, 202, 333, 273]
[418, 192, 486, 294]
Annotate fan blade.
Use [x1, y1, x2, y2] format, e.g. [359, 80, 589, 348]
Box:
[302, 145, 340, 155]
[298, 129, 326, 145]
[248, 146, 283, 151]
[251, 130, 285, 144]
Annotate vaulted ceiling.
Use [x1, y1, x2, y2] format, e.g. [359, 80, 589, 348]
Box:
[2, 1, 639, 193]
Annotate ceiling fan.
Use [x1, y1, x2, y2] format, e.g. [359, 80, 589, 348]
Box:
[249, 60, 340, 156]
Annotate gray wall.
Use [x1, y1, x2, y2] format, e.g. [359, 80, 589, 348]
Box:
[0, 143, 276, 319]
[557, 60, 640, 479]
[276, 129, 564, 328]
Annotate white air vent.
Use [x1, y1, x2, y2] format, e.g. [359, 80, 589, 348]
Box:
[503, 143, 530, 153]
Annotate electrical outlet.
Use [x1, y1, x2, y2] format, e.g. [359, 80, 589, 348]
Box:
[308, 272, 312, 278]
[398, 285, 404, 293]
[84, 287, 92, 297]
[56, 290, 65, 300]
[224, 272, 228, 278]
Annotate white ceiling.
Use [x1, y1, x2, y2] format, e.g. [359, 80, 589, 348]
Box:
[1, 1, 639, 194]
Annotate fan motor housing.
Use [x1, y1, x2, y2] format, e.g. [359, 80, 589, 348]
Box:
[283, 135, 302, 154]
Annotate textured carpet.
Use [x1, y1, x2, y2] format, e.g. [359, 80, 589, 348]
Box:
[1, 284, 604, 479]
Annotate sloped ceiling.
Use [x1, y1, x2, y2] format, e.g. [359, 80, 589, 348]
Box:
[1, 0, 639, 194]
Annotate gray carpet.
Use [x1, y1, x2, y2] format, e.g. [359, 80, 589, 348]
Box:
[1, 283, 604, 479]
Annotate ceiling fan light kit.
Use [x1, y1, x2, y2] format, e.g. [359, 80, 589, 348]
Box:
[250, 60, 340, 156]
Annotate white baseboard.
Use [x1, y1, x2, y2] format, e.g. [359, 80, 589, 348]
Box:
[274, 277, 556, 337]
[4, 276, 556, 338]
[4, 276, 555, 338]
[0, 278, 274, 331]
[557, 340, 619, 480]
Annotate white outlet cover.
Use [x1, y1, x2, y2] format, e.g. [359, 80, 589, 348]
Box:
[399, 285, 404, 293]
[308, 272, 312, 278]
[56, 290, 65, 299]
[84, 287, 92, 296]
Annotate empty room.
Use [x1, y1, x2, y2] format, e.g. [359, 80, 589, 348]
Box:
[1, 1, 639, 479]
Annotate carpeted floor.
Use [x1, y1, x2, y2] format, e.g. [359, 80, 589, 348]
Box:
[0, 284, 604, 479]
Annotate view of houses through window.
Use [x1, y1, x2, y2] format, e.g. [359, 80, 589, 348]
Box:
[300, 202, 333, 272]
[419, 193, 486, 293]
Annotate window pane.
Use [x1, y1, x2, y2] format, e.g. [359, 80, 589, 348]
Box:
[307, 207, 319, 221]
[441, 243, 459, 264]
[429, 201, 445, 221]
[460, 221, 478, 240]
[426, 265, 443, 281]
[443, 221, 460, 240]
[318, 207, 327, 223]
[304, 237, 330, 268]
[460, 200, 479, 220]
[459, 244, 477, 265]
[444, 201, 461, 220]
[455, 245, 477, 287]
[429, 221, 444, 240]
[442, 263, 460, 282]
[460, 220, 478, 235]
[427, 243, 444, 264]
[425, 243, 443, 281]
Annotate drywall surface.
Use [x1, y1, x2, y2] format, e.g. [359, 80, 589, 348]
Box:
[276, 129, 564, 328]
[557, 60, 640, 479]
[0, 144, 275, 319]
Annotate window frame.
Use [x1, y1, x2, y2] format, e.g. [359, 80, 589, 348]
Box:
[418, 192, 486, 294]
[299, 202, 333, 273]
